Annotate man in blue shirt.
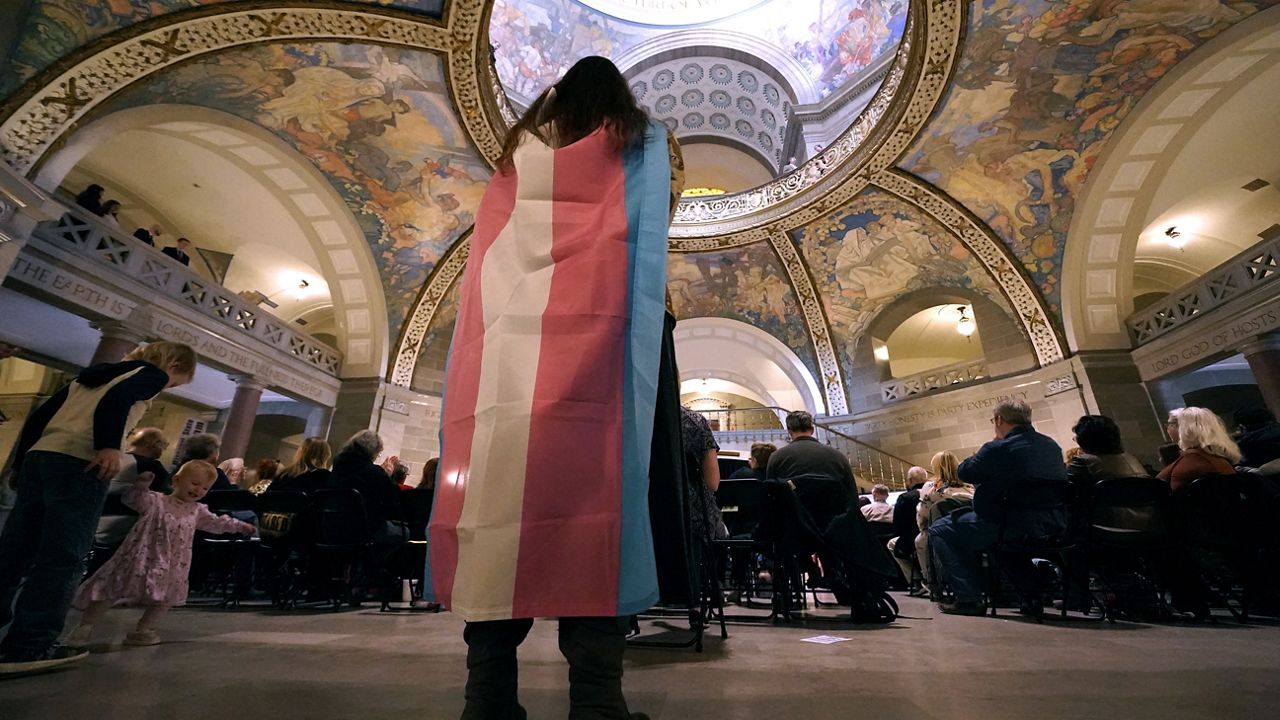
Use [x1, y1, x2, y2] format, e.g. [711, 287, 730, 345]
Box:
[928, 399, 1067, 615]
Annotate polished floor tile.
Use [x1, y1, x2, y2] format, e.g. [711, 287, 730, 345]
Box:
[2, 596, 1278, 719]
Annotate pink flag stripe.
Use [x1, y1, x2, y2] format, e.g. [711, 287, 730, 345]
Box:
[512, 136, 631, 617]
[429, 167, 519, 610]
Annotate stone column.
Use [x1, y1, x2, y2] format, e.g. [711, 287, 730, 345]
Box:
[305, 404, 334, 439]
[89, 321, 147, 365]
[1, 162, 63, 284]
[1242, 334, 1280, 418]
[327, 377, 385, 450]
[220, 375, 265, 461]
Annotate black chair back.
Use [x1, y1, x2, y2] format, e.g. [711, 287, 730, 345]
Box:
[975, 478, 1070, 526]
[313, 489, 372, 547]
[788, 473, 855, 533]
[1090, 477, 1170, 541]
[256, 491, 312, 547]
[1178, 474, 1251, 550]
[716, 479, 765, 537]
[203, 489, 256, 514]
[718, 457, 749, 480]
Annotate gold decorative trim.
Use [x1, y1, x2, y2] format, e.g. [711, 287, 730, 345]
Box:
[871, 168, 1066, 366]
[0, 4, 485, 174]
[476, 1, 964, 240]
[391, 232, 468, 386]
[766, 230, 847, 415]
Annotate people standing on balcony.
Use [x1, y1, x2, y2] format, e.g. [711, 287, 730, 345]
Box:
[162, 237, 192, 266]
[96, 200, 122, 228]
[0, 341, 195, 675]
[132, 224, 162, 247]
[1156, 407, 1241, 494]
[74, 184, 104, 215]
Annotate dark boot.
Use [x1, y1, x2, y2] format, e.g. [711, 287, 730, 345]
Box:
[461, 619, 534, 720]
[559, 616, 638, 720]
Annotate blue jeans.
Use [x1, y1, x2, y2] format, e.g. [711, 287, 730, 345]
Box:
[0, 451, 111, 656]
[928, 509, 1066, 605]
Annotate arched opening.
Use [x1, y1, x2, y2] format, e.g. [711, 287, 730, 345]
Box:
[672, 317, 822, 415]
[880, 303, 985, 378]
[1062, 6, 1280, 351]
[34, 105, 390, 378]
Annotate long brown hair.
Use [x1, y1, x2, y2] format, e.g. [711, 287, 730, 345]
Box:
[497, 56, 649, 172]
[282, 437, 332, 478]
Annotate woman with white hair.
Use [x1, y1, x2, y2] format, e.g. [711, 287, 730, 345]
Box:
[217, 458, 245, 487]
[329, 430, 406, 554]
[1157, 407, 1241, 494]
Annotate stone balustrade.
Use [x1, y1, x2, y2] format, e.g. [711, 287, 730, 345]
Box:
[880, 359, 988, 402]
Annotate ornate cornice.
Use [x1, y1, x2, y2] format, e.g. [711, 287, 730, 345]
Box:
[0, 2, 490, 175]
[391, 231, 468, 386]
[871, 168, 1066, 366]
[766, 230, 847, 415]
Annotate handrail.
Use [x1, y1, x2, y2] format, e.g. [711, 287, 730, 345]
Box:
[697, 405, 919, 490]
[30, 202, 343, 377]
[1127, 230, 1280, 346]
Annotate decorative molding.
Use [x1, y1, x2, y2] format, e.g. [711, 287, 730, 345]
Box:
[390, 231, 469, 386]
[1044, 373, 1079, 397]
[1127, 233, 1280, 346]
[881, 359, 988, 403]
[766, 230, 847, 415]
[0, 4, 473, 175]
[871, 168, 1066, 367]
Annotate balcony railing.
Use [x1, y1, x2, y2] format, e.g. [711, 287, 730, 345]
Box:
[701, 406, 918, 491]
[32, 206, 342, 376]
[1127, 232, 1280, 346]
[880, 359, 988, 402]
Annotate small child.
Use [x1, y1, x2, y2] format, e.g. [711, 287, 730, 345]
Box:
[69, 461, 254, 646]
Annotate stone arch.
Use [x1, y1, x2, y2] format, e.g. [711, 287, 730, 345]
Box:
[846, 286, 1036, 408]
[1062, 5, 1280, 352]
[672, 317, 823, 415]
[35, 104, 390, 378]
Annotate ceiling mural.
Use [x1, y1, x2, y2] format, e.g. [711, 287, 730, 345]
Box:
[410, 269, 461, 392]
[489, 0, 907, 104]
[903, 0, 1278, 315]
[0, 1, 447, 99]
[794, 188, 1009, 387]
[667, 243, 821, 383]
[87, 40, 490, 333]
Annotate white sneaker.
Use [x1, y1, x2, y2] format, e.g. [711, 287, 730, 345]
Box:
[123, 629, 161, 646]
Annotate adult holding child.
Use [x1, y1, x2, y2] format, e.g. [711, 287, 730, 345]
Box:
[0, 341, 196, 674]
[428, 55, 682, 720]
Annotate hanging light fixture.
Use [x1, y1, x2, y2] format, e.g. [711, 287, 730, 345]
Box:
[956, 306, 976, 337]
[1164, 226, 1186, 250]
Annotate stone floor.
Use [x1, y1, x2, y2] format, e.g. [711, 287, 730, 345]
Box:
[3, 595, 1279, 719]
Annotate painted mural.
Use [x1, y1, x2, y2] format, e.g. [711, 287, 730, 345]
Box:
[905, 0, 1277, 314]
[490, 0, 907, 102]
[0, 1, 446, 99]
[91, 41, 489, 333]
[795, 188, 1008, 387]
[666, 242, 820, 382]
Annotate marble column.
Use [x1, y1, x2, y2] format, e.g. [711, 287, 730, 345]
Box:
[1242, 334, 1280, 418]
[89, 321, 146, 365]
[220, 375, 265, 461]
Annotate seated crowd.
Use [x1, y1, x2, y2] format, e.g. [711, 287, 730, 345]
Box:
[710, 402, 1280, 622]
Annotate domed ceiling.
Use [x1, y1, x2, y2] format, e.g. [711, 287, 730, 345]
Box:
[1, 0, 1276, 416]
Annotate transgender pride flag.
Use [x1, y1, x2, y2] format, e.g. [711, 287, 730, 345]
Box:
[427, 119, 671, 621]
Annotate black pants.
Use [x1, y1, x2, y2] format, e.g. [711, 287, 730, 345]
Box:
[461, 616, 634, 720]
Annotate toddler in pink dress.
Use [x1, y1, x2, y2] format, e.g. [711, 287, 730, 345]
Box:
[70, 461, 254, 646]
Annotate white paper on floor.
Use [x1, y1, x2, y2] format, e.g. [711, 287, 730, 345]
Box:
[800, 635, 852, 645]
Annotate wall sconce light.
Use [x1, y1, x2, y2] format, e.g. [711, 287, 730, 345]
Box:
[956, 306, 976, 337]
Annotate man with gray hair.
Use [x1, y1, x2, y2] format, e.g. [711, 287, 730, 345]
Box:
[928, 398, 1067, 616]
[860, 483, 895, 523]
[177, 433, 232, 490]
